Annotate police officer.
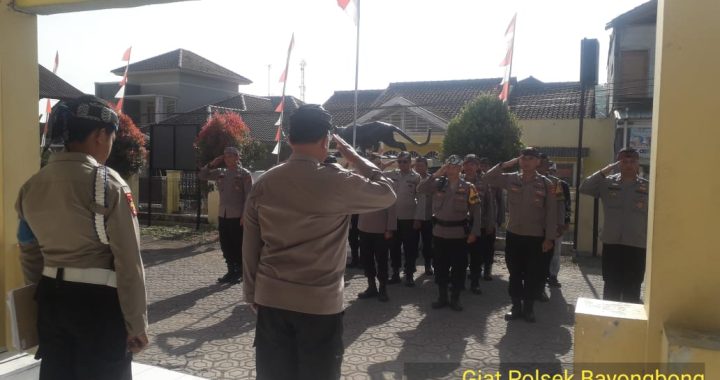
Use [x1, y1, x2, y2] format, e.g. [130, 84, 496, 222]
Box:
[462, 154, 493, 294]
[199, 147, 253, 284]
[478, 157, 504, 281]
[16, 95, 148, 379]
[542, 160, 571, 288]
[386, 151, 421, 286]
[484, 147, 557, 322]
[418, 155, 482, 311]
[413, 157, 434, 276]
[243, 105, 396, 379]
[579, 147, 648, 303]
[357, 154, 397, 302]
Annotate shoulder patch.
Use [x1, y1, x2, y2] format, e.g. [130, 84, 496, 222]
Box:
[124, 190, 138, 217]
[468, 185, 480, 205]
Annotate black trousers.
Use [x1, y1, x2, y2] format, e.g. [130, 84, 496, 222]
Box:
[348, 214, 360, 262]
[219, 217, 243, 269]
[390, 219, 419, 275]
[359, 231, 389, 282]
[505, 231, 545, 301]
[418, 220, 434, 267]
[433, 237, 468, 290]
[255, 305, 344, 380]
[36, 276, 131, 380]
[479, 229, 497, 272]
[602, 243, 646, 303]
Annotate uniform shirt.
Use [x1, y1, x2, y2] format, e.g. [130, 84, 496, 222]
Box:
[548, 175, 572, 226]
[358, 206, 397, 234]
[464, 174, 498, 230]
[414, 173, 433, 221]
[579, 172, 648, 248]
[385, 169, 420, 220]
[484, 165, 558, 241]
[15, 152, 147, 337]
[199, 165, 253, 219]
[417, 176, 483, 239]
[242, 153, 396, 315]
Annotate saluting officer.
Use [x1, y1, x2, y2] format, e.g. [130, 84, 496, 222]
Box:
[413, 157, 434, 276]
[199, 147, 253, 284]
[418, 155, 482, 311]
[16, 95, 148, 380]
[462, 154, 494, 294]
[357, 154, 397, 302]
[478, 157, 505, 281]
[385, 151, 421, 286]
[579, 147, 648, 303]
[543, 160, 571, 288]
[484, 147, 557, 323]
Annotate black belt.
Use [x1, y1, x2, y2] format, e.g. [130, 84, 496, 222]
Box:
[432, 218, 468, 227]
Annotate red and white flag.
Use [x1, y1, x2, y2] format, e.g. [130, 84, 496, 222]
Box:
[115, 46, 132, 112]
[499, 13, 516, 103]
[273, 34, 295, 157]
[337, 0, 358, 26]
[41, 51, 60, 146]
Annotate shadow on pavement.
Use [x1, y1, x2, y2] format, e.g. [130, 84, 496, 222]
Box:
[148, 283, 231, 324]
[154, 304, 254, 357]
[142, 241, 218, 268]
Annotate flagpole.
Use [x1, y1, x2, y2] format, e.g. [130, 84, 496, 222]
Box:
[276, 33, 294, 165]
[352, 0, 360, 149]
[508, 13, 516, 91]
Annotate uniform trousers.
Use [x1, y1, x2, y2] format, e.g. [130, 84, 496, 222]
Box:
[433, 237, 468, 290]
[602, 243, 646, 303]
[479, 229, 497, 274]
[505, 231, 546, 301]
[36, 275, 131, 380]
[255, 305, 344, 380]
[359, 231, 389, 282]
[418, 220, 434, 268]
[348, 214, 360, 262]
[391, 219, 419, 275]
[468, 228, 496, 281]
[549, 236, 563, 277]
[218, 217, 243, 270]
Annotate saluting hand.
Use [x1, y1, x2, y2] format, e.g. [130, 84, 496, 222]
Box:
[433, 164, 448, 178]
[502, 157, 520, 169]
[542, 239, 554, 252]
[210, 155, 224, 168]
[332, 134, 363, 166]
[601, 161, 621, 176]
[127, 333, 149, 354]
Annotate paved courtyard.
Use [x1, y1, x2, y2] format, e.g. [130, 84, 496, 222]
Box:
[136, 229, 606, 379]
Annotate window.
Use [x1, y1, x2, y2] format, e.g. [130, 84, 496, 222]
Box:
[618, 50, 650, 98]
[143, 100, 156, 126]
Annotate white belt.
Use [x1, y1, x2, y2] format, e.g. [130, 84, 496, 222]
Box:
[42, 267, 117, 288]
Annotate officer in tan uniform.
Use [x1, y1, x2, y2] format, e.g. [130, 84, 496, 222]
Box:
[484, 147, 557, 323]
[579, 147, 648, 303]
[539, 159, 571, 289]
[357, 154, 397, 302]
[413, 157, 434, 276]
[478, 157, 504, 281]
[462, 154, 495, 294]
[385, 151, 421, 286]
[199, 146, 253, 284]
[16, 95, 147, 380]
[242, 105, 396, 380]
[418, 155, 482, 312]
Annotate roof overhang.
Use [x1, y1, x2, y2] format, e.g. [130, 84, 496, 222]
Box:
[351, 96, 448, 129]
[13, 0, 196, 15]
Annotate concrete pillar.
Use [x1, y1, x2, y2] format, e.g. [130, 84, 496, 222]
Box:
[644, 0, 720, 364]
[0, 7, 39, 348]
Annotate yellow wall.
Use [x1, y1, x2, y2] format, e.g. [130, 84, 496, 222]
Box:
[520, 118, 615, 253]
[0, 6, 39, 348]
[644, 0, 720, 364]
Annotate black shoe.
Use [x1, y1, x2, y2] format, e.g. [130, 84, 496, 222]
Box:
[424, 266, 434, 276]
[388, 273, 401, 284]
[504, 299, 523, 321]
[524, 310, 537, 323]
[537, 290, 550, 302]
[378, 284, 389, 302]
[217, 271, 236, 284]
[405, 275, 415, 287]
[432, 286, 449, 309]
[450, 292, 463, 311]
[358, 287, 378, 299]
[548, 276, 561, 288]
[470, 286, 482, 295]
[483, 273, 493, 281]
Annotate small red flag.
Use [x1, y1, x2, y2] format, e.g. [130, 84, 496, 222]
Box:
[275, 99, 284, 113]
[122, 46, 132, 62]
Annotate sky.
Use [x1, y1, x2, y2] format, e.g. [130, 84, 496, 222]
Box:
[37, 0, 649, 105]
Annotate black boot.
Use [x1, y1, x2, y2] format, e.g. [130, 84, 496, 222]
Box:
[424, 262, 434, 276]
[504, 298, 523, 321]
[470, 278, 482, 295]
[378, 282, 389, 302]
[548, 275, 561, 288]
[218, 263, 238, 284]
[432, 285, 449, 309]
[483, 264, 493, 281]
[388, 271, 401, 284]
[405, 273, 415, 287]
[523, 299, 536, 323]
[358, 278, 378, 299]
[450, 290, 463, 311]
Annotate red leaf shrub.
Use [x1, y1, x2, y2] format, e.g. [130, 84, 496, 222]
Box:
[194, 112, 250, 167]
[106, 113, 147, 178]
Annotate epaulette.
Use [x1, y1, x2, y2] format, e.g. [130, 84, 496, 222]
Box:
[93, 165, 110, 245]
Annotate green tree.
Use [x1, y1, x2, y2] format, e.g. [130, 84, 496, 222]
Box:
[442, 94, 523, 164]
